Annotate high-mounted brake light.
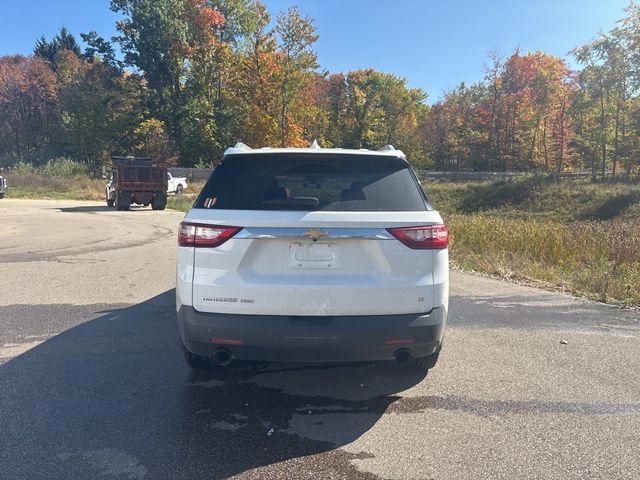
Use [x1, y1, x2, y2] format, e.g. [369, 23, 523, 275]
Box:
[387, 224, 448, 250]
[178, 222, 241, 247]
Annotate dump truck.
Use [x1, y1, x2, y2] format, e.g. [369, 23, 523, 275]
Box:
[106, 157, 167, 211]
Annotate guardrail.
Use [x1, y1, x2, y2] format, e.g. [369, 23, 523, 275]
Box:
[168, 167, 213, 182]
[169, 167, 637, 183]
[414, 171, 596, 181]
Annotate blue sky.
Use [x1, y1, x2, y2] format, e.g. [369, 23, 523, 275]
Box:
[0, 0, 631, 102]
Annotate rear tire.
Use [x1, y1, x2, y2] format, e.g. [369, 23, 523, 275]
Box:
[107, 199, 115, 207]
[405, 347, 441, 371]
[175, 184, 184, 195]
[183, 351, 212, 371]
[115, 192, 130, 211]
[152, 191, 167, 211]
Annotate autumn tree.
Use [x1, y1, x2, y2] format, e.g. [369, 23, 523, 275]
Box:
[481, 49, 506, 170]
[478, 50, 575, 171]
[275, 6, 319, 146]
[379, 75, 428, 159]
[429, 82, 488, 171]
[55, 51, 146, 171]
[5, 0, 640, 175]
[573, 36, 621, 178]
[0, 55, 58, 162]
[134, 118, 178, 164]
[230, 1, 281, 146]
[342, 69, 384, 148]
[112, 0, 264, 164]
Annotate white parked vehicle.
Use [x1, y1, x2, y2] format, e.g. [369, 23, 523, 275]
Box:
[167, 172, 187, 195]
[176, 143, 449, 370]
[0, 175, 6, 198]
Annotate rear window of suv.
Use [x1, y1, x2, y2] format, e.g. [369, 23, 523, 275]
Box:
[194, 153, 430, 211]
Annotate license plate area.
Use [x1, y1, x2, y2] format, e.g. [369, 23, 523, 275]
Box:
[289, 242, 339, 269]
[280, 336, 348, 362]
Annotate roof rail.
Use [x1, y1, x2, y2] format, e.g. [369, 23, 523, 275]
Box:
[310, 139, 321, 149]
[224, 142, 252, 155]
[233, 142, 251, 150]
[379, 145, 396, 151]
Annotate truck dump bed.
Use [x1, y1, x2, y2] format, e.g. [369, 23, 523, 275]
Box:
[112, 157, 167, 192]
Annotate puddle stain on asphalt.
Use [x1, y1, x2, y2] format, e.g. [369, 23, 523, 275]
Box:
[384, 395, 640, 417]
[187, 371, 640, 448]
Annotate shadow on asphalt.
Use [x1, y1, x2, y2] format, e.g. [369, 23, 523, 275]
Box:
[0, 290, 426, 479]
[55, 205, 154, 213]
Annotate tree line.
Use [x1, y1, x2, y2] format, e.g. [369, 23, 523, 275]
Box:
[1, 0, 640, 177]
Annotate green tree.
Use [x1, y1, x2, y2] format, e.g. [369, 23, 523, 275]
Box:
[321, 73, 349, 148]
[81, 31, 122, 70]
[34, 27, 81, 69]
[134, 118, 178, 164]
[275, 6, 319, 146]
[378, 74, 428, 160]
[111, 0, 189, 157]
[573, 36, 619, 179]
[55, 51, 145, 172]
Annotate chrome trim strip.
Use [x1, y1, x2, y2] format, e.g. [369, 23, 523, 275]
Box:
[235, 227, 395, 240]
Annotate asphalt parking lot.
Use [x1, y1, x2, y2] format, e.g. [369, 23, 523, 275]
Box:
[1, 199, 639, 479]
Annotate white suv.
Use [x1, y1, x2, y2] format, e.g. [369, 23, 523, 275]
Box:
[176, 143, 449, 370]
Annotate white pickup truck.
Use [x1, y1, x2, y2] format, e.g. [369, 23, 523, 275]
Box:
[167, 172, 188, 195]
[0, 176, 6, 198]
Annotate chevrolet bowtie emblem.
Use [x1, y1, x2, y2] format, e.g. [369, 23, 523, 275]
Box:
[304, 229, 329, 241]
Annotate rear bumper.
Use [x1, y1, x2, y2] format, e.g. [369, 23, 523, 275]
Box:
[177, 306, 447, 363]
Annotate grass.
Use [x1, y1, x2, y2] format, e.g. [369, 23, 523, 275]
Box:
[4, 170, 205, 207]
[426, 175, 640, 221]
[167, 181, 204, 212]
[4, 172, 106, 201]
[424, 176, 640, 307]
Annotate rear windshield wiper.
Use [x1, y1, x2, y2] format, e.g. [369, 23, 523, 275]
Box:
[261, 197, 320, 209]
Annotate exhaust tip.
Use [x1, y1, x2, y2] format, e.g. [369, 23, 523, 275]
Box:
[394, 348, 413, 366]
[212, 348, 232, 367]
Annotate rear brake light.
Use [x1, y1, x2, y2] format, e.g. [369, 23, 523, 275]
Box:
[384, 339, 416, 345]
[178, 222, 241, 247]
[387, 224, 448, 250]
[210, 338, 243, 345]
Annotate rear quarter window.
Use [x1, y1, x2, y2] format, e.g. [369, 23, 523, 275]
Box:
[195, 153, 431, 212]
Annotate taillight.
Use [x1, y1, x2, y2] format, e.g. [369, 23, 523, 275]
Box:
[387, 224, 448, 250]
[178, 222, 241, 247]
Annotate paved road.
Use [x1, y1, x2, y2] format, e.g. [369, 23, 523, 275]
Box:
[1, 199, 639, 480]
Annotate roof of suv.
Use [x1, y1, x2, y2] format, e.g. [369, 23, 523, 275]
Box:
[223, 142, 407, 159]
